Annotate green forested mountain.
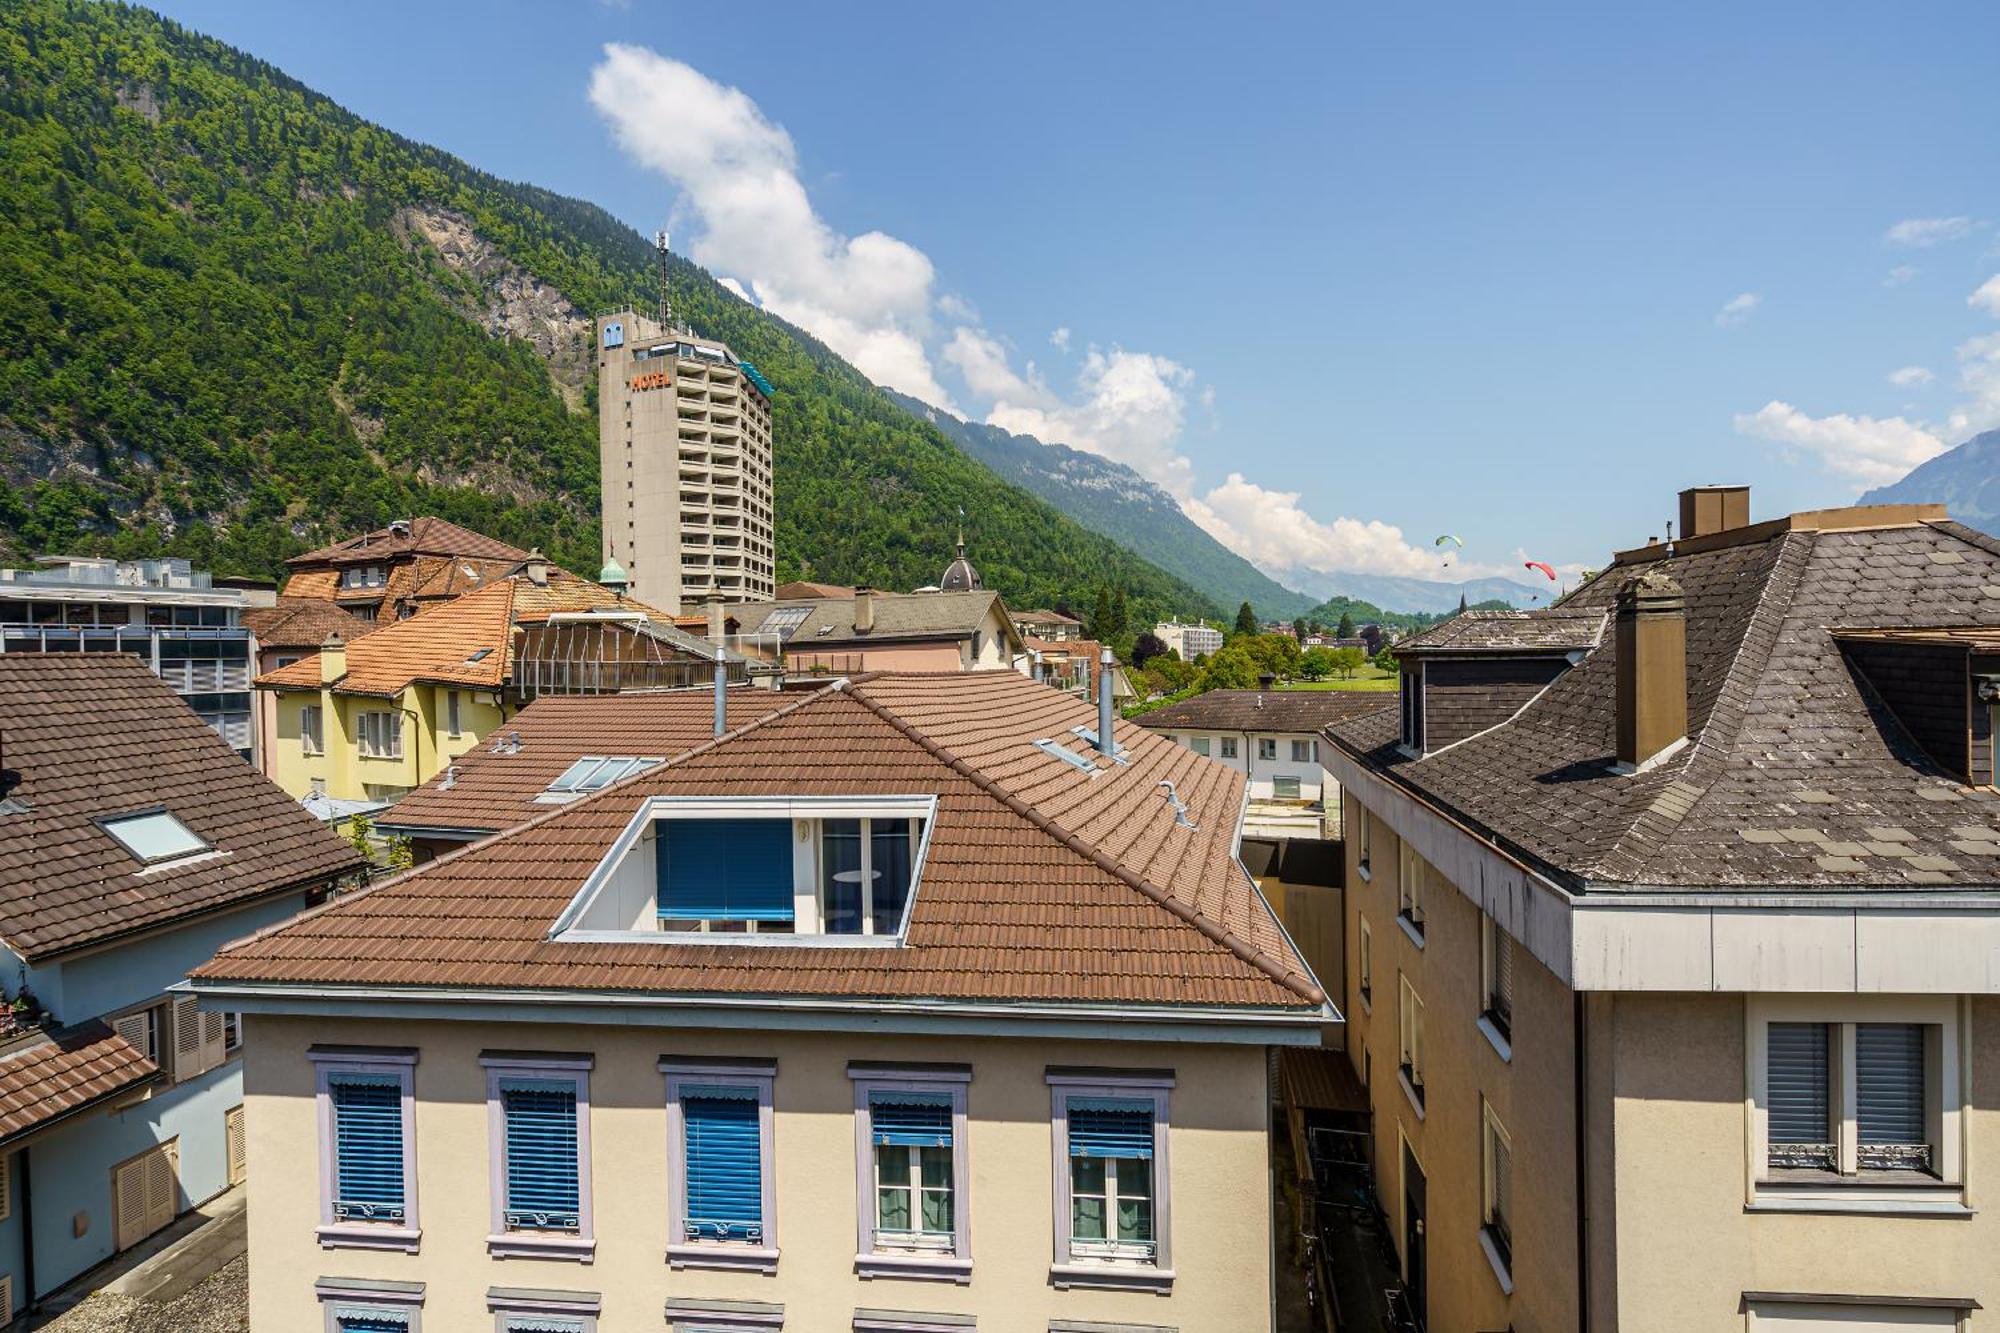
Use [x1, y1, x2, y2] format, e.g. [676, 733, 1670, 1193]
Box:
[0, 0, 1217, 622]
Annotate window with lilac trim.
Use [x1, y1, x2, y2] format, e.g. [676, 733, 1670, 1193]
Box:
[482, 1053, 594, 1262]
[849, 1063, 971, 1282]
[310, 1048, 419, 1253]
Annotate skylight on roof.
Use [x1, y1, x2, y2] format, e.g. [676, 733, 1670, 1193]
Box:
[100, 809, 211, 865]
[538, 755, 663, 803]
[466, 647, 495, 663]
[758, 606, 811, 640]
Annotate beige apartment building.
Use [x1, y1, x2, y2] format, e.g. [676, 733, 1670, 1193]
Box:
[597, 310, 776, 612]
[190, 670, 1330, 1332]
[1325, 489, 2000, 1333]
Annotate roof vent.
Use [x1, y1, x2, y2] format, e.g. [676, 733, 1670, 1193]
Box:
[388, 519, 412, 537]
[441, 764, 459, 790]
[1157, 780, 1198, 830]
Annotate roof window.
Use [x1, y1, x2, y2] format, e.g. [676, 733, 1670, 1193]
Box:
[99, 809, 212, 865]
[466, 647, 495, 664]
[537, 756, 663, 803]
[552, 797, 936, 944]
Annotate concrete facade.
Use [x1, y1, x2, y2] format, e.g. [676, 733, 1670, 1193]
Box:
[243, 1014, 1276, 1333]
[597, 311, 775, 613]
[1161, 728, 1328, 802]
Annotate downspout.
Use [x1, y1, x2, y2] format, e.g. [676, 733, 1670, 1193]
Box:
[19, 1145, 35, 1316]
[1574, 992, 1591, 1333]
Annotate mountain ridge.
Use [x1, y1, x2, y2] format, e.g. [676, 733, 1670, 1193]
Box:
[1858, 429, 1999, 533]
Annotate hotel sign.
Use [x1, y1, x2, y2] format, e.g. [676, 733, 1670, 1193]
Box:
[629, 370, 673, 392]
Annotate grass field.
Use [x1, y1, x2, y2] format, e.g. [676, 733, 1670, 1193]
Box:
[1279, 664, 1397, 692]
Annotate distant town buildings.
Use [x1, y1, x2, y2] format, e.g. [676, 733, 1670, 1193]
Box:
[0, 655, 362, 1319]
[279, 516, 532, 624]
[1155, 619, 1223, 660]
[0, 556, 265, 758]
[1015, 607, 1085, 641]
[596, 309, 776, 611]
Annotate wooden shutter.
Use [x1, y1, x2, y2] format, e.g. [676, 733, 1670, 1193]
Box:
[0, 1273, 13, 1325]
[0, 1153, 11, 1223]
[200, 1009, 227, 1074]
[111, 1009, 154, 1063]
[225, 1106, 247, 1187]
[170, 996, 203, 1082]
[112, 1143, 179, 1251]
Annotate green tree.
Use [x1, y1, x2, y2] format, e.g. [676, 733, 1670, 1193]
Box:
[1092, 586, 1114, 639]
[1197, 643, 1261, 691]
[1233, 601, 1259, 638]
[1336, 612, 1356, 638]
[1299, 647, 1336, 680]
[1332, 645, 1367, 678]
[1110, 586, 1131, 643]
[1373, 646, 1398, 673]
[1292, 617, 1307, 641]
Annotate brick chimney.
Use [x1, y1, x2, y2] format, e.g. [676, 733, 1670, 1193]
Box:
[1678, 485, 1750, 540]
[320, 632, 347, 685]
[1615, 571, 1687, 770]
[854, 587, 875, 634]
[523, 549, 550, 587]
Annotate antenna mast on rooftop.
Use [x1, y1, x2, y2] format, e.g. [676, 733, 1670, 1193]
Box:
[654, 227, 678, 332]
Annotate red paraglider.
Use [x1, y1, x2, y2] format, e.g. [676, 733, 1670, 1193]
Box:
[1524, 560, 1557, 581]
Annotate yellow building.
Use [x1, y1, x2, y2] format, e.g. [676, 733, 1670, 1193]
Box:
[190, 670, 1331, 1332]
[259, 563, 706, 803]
[1324, 491, 2000, 1332]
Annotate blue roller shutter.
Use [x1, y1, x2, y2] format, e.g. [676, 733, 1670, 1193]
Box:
[335, 1316, 410, 1333]
[683, 1088, 763, 1241]
[1766, 1022, 1830, 1148]
[1068, 1099, 1154, 1159]
[329, 1074, 405, 1222]
[502, 1079, 580, 1230]
[870, 1093, 951, 1148]
[658, 819, 794, 922]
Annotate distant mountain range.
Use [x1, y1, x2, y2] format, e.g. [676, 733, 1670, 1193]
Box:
[1859, 429, 1999, 532]
[1296, 570, 1545, 616]
[888, 392, 1319, 619]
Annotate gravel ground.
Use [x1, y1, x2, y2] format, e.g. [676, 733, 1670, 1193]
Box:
[37, 1254, 247, 1333]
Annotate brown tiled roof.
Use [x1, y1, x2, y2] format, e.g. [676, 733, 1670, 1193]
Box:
[1394, 608, 1608, 655]
[774, 580, 855, 600]
[0, 656, 365, 959]
[381, 689, 799, 836]
[0, 1022, 159, 1145]
[1017, 609, 1084, 626]
[195, 671, 1321, 1010]
[256, 573, 669, 696]
[1135, 689, 1394, 735]
[241, 598, 376, 651]
[286, 517, 533, 569]
[1328, 517, 2000, 891]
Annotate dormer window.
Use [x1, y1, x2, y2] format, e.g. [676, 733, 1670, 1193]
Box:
[554, 797, 935, 943]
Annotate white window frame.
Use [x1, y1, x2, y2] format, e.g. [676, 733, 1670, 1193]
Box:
[482, 1053, 595, 1261]
[309, 1047, 420, 1253]
[849, 1062, 972, 1282]
[660, 1057, 778, 1273]
[301, 703, 325, 756]
[1398, 974, 1425, 1119]
[1746, 996, 1965, 1214]
[1218, 736, 1239, 760]
[1397, 842, 1426, 946]
[315, 1277, 424, 1333]
[811, 816, 924, 937]
[1479, 1100, 1514, 1294]
[1353, 803, 1372, 880]
[1187, 736, 1211, 758]
[1290, 738, 1317, 763]
[489, 1288, 598, 1333]
[446, 691, 463, 739]
[1257, 737, 1278, 761]
[1357, 915, 1373, 1012]
[1478, 915, 1514, 1062]
[358, 710, 404, 760]
[1046, 1068, 1174, 1294]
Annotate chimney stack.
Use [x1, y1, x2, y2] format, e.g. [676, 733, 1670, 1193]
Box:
[1678, 485, 1750, 541]
[320, 632, 347, 685]
[1097, 646, 1116, 755]
[1615, 571, 1687, 770]
[854, 587, 875, 634]
[524, 549, 550, 587]
[706, 592, 726, 646]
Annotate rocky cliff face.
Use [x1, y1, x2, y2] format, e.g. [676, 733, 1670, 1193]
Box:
[395, 206, 594, 408]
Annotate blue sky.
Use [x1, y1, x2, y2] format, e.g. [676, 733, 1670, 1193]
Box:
[151, 1, 2000, 588]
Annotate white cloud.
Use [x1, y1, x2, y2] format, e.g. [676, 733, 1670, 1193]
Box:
[588, 44, 957, 409]
[1944, 332, 2000, 440]
[1885, 216, 1980, 248]
[1970, 275, 2000, 316]
[1050, 326, 1071, 352]
[1884, 265, 1919, 287]
[1183, 476, 1508, 581]
[716, 275, 752, 303]
[1887, 365, 1934, 387]
[1714, 292, 1761, 326]
[1733, 400, 1947, 487]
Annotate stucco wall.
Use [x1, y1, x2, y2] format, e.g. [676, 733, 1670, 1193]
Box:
[1608, 992, 1999, 1332]
[269, 685, 502, 801]
[244, 1014, 1276, 1333]
[1168, 730, 1328, 801]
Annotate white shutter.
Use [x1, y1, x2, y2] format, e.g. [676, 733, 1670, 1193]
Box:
[113, 1155, 148, 1250]
[110, 1010, 153, 1063]
[199, 1009, 227, 1075]
[170, 997, 203, 1083]
[225, 1107, 247, 1187]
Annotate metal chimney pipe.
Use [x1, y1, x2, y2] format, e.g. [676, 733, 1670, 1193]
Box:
[713, 657, 728, 738]
[1097, 646, 1115, 755]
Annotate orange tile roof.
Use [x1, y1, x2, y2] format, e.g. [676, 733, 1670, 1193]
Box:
[195, 671, 1322, 1012]
[287, 517, 533, 568]
[242, 598, 377, 651]
[0, 1022, 160, 1146]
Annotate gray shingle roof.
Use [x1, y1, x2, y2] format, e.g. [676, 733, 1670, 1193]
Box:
[731, 591, 1016, 648]
[1394, 608, 1607, 655]
[1133, 690, 1394, 735]
[1329, 519, 2000, 891]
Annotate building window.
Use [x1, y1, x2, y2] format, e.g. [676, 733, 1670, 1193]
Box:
[357, 711, 403, 760]
[1046, 1069, 1172, 1292]
[1752, 999, 1962, 1199]
[850, 1063, 971, 1281]
[1480, 916, 1515, 1056]
[482, 1054, 593, 1261]
[446, 691, 463, 738]
[1273, 776, 1302, 800]
[1354, 805, 1372, 879]
[662, 1059, 776, 1272]
[222, 1012, 242, 1054]
[488, 1290, 599, 1333]
[1480, 1102, 1514, 1290]
[1398, 976, 1425, 1116]
[1357, 916, 1373, 1009]
[302, 704, 325, 756]
[1187, 736, 1211, 757]
[1400, 666, 1424, 751]
[540, 756, 663, 802]
[1397, 843, 1426, 943]
[1290, 739, 1317, 763]
[98, 809, 210, 866]
[1257, 738, 1278, 761]
[1218, 737, 1239, 760]
[315, 1277, 423, 1332]
[309, 1048, 419, 1252]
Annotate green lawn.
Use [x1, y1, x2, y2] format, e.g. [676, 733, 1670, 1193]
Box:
[1279, 663, 1397, 692]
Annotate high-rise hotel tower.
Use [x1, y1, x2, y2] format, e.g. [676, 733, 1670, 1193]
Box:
[595, 310, 776, 612]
